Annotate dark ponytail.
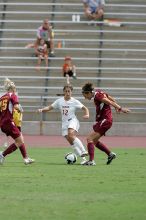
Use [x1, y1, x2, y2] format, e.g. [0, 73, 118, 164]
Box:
[82, 83, 94, 93]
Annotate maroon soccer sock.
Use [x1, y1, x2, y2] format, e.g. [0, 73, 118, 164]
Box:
[87, 142, 95, 161]
[2, 143, 18, 157]
[95, 141, 110, 155]
[19, 144, 27, 159]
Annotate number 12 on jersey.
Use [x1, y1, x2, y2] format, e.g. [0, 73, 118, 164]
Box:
[63, 109, 68, 116]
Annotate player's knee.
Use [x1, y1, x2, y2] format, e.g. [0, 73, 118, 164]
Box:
[15, 135, 24, 147]
[68, 133, 74, 141]
[87, 136, 93, 143]
[15, 141, 23, 148]
[67, 133, 74, 143]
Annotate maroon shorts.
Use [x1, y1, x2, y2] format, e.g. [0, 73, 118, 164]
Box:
[1, 120, 21, 139]
[93, 119, 112, 136]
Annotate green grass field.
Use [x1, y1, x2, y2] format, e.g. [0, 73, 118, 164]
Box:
[0, 147, 146, 220]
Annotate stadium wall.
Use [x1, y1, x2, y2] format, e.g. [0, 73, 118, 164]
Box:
[22, 122, 146, 136]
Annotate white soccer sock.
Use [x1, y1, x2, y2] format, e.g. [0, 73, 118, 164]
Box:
[73, 138, 86, 154]
[71, 145, 82, 156]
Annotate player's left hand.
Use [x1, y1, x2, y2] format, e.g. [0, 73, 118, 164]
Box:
[116, 107, 131, 113]
[121, 107, 131, 113]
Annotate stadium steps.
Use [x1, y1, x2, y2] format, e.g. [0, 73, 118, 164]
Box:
[0, 0, 146, 124]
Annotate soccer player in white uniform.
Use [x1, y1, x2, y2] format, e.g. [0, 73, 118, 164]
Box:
[38, 85, 89, 164]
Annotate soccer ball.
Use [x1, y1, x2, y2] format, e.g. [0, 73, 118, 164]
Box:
[65, 152, 77, 164]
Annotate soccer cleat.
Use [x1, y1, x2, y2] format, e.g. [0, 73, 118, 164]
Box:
[0, 152, 5, 165]
[107, 152, 116, 165]
[82, 160, 96, 166]
[81, 151, 88, 157]
[80, 157, 87, 165]
[24, 157, 35, 165]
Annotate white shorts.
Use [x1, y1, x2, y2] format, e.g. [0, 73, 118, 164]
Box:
[62, 118, 80, 136]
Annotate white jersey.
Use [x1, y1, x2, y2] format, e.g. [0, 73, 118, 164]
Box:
[51, 97, 83, 122]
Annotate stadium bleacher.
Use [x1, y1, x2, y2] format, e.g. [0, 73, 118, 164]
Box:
[0, 0, 146, 135]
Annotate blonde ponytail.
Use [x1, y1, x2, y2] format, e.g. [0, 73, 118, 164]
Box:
[4, 78, 16, 92]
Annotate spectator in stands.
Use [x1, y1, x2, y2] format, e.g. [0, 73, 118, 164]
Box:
[36, 19, 55, 57]
[0, 78, 35, 165]
[62, 56, 77, 84]
[35, 38, 48, 71]
[83, 0, 105, 23]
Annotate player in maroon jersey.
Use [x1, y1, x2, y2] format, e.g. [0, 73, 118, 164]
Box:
[81, 83, 130, 165]
[0, 78, 35, 165]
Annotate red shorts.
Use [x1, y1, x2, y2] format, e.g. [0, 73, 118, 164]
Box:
[1, 120, 21, 139]
[93, 119, 112, 136]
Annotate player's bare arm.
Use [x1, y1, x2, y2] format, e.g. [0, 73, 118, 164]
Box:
[82, 105, 89, 119]
[107, 94, 120, 111]
[107, 94, 116, 103]
[38, 105, 54, 113]
[101, 96, 131, 113]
